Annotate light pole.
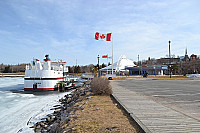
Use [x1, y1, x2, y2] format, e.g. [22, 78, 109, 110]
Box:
[169, 41, 172, 78]
[97, 55, 100, 77]
[138, 55, 140, 75]
[169, 41, 171, 59]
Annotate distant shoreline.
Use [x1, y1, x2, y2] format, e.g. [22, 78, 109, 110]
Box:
[0, 72, 25, 75]
[0, 72, 25, 77]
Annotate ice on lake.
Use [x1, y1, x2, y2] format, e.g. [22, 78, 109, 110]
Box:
[0, 77, 70, 133]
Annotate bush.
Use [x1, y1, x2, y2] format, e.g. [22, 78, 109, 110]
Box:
[90, 77, 112, 95]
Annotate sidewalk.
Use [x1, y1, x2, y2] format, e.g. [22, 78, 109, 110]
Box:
[110, 81, 200, 133]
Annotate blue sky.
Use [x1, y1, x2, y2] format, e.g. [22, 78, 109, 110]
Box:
[0, 0, 200, 66]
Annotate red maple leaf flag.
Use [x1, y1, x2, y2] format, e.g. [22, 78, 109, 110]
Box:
[106, 33, 111, 41]
[95, 32, 112, 41]
[100, 34, 105, 40]
[102, 55, 108, 58]
[95, 32, 99, 40]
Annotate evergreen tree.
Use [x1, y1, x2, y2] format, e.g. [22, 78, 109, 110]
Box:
[77, 65, 81, 73]
[68, 66, 73, 73]
[102, 63, 106, 68]
[74, 65, 81, 73]
[172, 64, 179, 75]
[4, 65, 10, 73]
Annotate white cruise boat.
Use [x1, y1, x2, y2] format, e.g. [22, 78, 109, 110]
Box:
[24, 55, 68, 91]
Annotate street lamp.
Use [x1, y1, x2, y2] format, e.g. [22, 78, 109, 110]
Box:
[97, 55, 100, 77]
[169, 41, 171, 58]
[138, 55, 140, 75]
[169, 41, 172, 78]
[169, 65, 172, 78]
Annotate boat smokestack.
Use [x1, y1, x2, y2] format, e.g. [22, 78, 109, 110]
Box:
[44, 54, 51, 62]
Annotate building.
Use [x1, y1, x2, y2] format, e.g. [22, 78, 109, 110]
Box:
[126, 65, 168, 75]
[190, 54, 198, 61]
[182, 48, 189, 62]
[100, 55, 136, 75]
[156, 58, 180, 65]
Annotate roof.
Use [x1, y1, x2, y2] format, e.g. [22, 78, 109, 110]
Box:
[126, 65, 168, 70]
[100, 55, 136, 72]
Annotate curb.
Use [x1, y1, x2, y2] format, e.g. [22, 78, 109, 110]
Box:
[111, 94, 152, 133]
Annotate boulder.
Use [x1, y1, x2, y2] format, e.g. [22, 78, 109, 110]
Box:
[49, 123, 60, 133]
[54, 109, 61, 113]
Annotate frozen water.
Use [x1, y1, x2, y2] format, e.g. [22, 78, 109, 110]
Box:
[0, 77, 24, 89]
[0, 77, 70, 133]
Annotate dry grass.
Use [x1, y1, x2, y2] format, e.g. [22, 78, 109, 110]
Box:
[64, 95, 138, 133]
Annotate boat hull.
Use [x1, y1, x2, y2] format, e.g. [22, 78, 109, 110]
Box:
[24, 77, 64, 91]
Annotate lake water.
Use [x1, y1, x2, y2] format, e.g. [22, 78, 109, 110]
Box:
[0, 77, 70, 133]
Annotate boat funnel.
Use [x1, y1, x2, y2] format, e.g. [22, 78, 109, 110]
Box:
[44, 54, 51, 62]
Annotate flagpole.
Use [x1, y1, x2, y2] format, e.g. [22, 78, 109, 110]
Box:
[107, 54, 108, 74]
[112, 33, 113, 75]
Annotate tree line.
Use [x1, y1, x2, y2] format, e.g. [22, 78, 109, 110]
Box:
[68, 63, 107, 73]
[0, 63, 108, 73]
[0, 63, 27, 73]
[2, 57, 199, 75]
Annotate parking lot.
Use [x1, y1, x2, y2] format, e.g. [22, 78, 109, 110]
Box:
[116, 78, 200, 120]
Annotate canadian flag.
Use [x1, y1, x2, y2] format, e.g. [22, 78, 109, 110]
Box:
[95, 32, 99, 40]
[102, 55, 108, 58]
[95, 32, 112, 41]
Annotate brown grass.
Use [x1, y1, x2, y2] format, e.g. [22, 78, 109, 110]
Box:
[64, 95, 138, 133]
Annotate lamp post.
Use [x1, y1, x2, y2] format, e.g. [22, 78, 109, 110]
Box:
[169, 41, 171, 59]
[97, 55, 100, 77]
[138, 55, 140, 75]
[169, 41, 172, 78]
[141, 59, 143, 76]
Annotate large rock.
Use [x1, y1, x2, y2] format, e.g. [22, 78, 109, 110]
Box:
[49, 123, 60, 133]
[54, 108, 61, 113]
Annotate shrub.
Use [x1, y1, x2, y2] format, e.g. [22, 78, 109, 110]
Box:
[90, 77, 112, 95]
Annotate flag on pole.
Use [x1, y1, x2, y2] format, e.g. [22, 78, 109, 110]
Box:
[95, 32, 99, 40]
[95, 32, 112, 41]
[106, 33, 111, 41]
[102, 55, 108, 58]
[100, 34, 105, 40]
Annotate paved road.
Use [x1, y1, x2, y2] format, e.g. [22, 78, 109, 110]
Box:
[116, 79, 200, 120]
[111, 79, 200, 133]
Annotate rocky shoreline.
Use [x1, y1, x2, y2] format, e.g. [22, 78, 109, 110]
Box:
[32, 86, 91, 133]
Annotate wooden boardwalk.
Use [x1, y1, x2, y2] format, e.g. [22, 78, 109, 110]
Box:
[111, 81, 200, 133]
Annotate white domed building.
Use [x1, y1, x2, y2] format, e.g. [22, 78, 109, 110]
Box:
[100, 55, 136, 75]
